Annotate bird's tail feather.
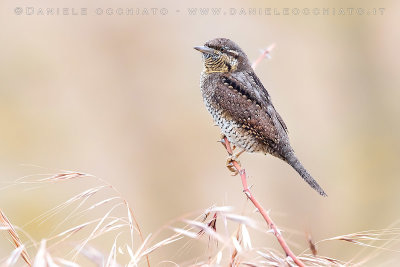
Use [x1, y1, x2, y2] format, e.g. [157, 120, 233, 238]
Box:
[284, 151, 327, 197]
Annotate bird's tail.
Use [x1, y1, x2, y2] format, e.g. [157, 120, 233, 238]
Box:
[284, 151, 327, 197]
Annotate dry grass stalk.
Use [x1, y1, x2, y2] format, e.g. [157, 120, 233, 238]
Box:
[2, 171, 400, 266]
[0, 210, 32, 266]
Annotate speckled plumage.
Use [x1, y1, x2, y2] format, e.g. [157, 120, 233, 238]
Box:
[195, 38, 327, 196]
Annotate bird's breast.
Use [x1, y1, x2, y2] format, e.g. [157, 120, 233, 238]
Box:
[199, 72, 264, 152]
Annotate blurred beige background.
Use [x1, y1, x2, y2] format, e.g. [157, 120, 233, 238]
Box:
[1, 0, 399, 265]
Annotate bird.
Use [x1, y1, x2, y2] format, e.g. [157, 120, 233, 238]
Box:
[194, 38, 327, 196]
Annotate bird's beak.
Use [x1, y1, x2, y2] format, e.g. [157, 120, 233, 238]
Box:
[194, 46, 215, 55]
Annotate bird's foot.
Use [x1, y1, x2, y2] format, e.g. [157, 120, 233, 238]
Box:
[220, 134, 244, 175]
[226, 149, 245, 175]
[226, 155, 240, 176]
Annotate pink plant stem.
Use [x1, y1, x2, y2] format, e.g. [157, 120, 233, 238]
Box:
[251, 43, 276, 70]
[223, 137, 305, 267]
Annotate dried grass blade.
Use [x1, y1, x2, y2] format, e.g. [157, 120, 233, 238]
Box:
[33, 239, 47, 267]
[5, 245, 25, 267]
[0, 210, 32, 266]
[73, 203, 123, 259]
[172, 227, 198, 239]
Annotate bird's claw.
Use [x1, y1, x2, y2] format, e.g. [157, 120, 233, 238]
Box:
[226, 155, 240, 176]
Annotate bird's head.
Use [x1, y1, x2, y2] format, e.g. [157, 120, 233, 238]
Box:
[194, 38, 251, 74]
